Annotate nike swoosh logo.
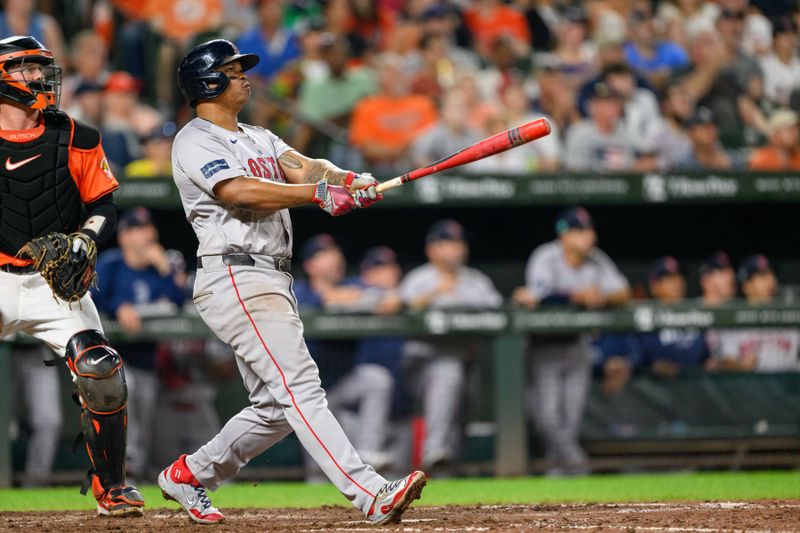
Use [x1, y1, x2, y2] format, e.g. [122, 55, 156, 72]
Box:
[229, 138, 238, 144]
[5, 153, 42, 171]
[89, 353, 111, 365]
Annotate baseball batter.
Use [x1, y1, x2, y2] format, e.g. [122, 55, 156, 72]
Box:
[0, 36, 144, 515]
[158, 39, 426, 525]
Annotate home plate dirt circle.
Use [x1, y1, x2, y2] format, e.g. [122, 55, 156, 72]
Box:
[1, 501, 798, 532]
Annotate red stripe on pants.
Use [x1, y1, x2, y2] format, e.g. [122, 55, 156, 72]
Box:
[227, 267, 375, 499]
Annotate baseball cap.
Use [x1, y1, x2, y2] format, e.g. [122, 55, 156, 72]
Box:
[117, 206, 153, 232]
[105, 71, 141, 94]
[648, 256, 682, 283]
[559, 5, 587, 24]
[589, 81, 622, 100]
[685, 106, 715, 127]
[426, 219, 466, 244]
[141, 121, 177, 143]
[772, 17, 797, 38]
[555, 207, 593, 235]
[767, 108, 797, 134]
[421, 4, 453, 20]
[74, 80, 103, 97]
[300, 233, 338, 261]
[719, 8, 745, 20]
[737, 254, 773, 283]
[359, 246, 398, 273]
[699, 251, 732, 276]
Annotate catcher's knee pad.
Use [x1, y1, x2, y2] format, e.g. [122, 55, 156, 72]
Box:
[66, 329, 127, 414]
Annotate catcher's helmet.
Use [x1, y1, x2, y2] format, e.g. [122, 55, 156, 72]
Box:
[0, 35, 61, 109]
[177, 39, 259, 107]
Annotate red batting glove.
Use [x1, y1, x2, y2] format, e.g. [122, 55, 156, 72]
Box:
[312, 181, 356, 216]
[352, 187, 382, 208]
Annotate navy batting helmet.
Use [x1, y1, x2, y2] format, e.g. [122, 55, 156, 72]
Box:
[0, 35, 62, 109]
[177, 39, 259, 107]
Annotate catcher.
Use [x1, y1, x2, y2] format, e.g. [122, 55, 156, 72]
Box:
[0, 36, 144, 516]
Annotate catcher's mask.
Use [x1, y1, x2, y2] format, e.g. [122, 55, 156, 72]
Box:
[0, 35, 62, 110]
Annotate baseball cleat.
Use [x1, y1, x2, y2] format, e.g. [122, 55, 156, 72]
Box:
[367, 470, 427, 524]
[93, 479, 145, 517]
[158, 454, 225, 524]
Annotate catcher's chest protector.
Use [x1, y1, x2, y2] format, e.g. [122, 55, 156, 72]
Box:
[0, 109, 81, 256]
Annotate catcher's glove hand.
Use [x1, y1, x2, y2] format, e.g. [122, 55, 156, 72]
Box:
[16, 232, 97, 304]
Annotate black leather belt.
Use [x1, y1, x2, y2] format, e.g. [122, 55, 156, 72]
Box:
[1, 263, 37, 274]
[197, 254, 291, 273]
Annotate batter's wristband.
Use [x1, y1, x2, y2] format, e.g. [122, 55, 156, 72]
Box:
[344, 171, 357, 188]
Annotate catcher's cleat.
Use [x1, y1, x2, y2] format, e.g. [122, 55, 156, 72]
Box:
[158, 454, 225, 524]
[367, 470, 427, 525]
[91, 476, 145, 517]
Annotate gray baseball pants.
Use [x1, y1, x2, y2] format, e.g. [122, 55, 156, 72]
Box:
[12, 344, 62, 487]
[186, 261, 386, 514]
[403, 340, 466, 467]
[527, 338, 592, 469]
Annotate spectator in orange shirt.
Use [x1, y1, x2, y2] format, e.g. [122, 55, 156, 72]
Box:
[749, 108, 800, 170]
[463, 0, 531, 59]
[349, 54, 438, 170]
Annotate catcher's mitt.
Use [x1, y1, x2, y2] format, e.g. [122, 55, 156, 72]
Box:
[16, 232, 97, 304]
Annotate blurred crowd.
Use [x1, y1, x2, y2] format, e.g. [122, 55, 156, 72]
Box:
[11, 0, 800, 176]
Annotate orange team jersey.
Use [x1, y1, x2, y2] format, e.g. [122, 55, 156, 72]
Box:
[748, 146, 800, 170]
[0, 116, 118, 266]
[463, 5, 531, 55]
[350, 94, 438, 151]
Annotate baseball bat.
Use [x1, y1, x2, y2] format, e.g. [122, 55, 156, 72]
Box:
[375, 117, 552, 193]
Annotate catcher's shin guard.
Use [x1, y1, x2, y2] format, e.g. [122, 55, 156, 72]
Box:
[66, 330, 144, 515]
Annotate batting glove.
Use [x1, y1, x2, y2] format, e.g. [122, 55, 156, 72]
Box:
[313, 180, 356, 216]
[345, 171, 379, 193]
[313, 180, 382, 216]
[346, 171, 383, 205]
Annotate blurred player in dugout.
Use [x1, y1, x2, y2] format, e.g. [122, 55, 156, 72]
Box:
[399, 220, 502, 473]
[706, 255, 800, 372]
[0, 35, 143, 514]
[514, 207, 631, 476]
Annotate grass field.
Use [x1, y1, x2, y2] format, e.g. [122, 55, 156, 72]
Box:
[0, 470, 797, 512]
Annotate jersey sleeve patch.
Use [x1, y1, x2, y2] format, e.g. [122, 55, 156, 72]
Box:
[201, 159, 231, 179]
[100, 156, 114, 180]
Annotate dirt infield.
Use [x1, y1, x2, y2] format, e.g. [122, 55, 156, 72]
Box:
[1, 501, 798, 532]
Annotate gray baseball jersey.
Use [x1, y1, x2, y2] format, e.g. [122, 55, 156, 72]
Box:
[171, 119, 386, 515]
[525, 240, 629, 301]
[706, 329, 800, 371]
[172, 118, 294, 258]
[399, 264, 503, 309]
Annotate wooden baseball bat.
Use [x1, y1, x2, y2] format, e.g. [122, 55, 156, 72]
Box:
[375, 117, 552, 193]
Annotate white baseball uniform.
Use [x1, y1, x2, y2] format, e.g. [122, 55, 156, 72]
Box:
[171, 118, 386, 514]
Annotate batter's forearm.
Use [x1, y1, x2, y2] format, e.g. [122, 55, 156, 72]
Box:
[213, 177, 316, 212]
[278, 152, 349, 186]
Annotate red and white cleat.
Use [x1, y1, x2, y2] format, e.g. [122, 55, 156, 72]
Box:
[367, 470, 427, 524]
[158, 454, 225, 524]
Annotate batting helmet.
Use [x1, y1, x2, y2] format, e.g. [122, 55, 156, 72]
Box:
[177, 39, 259, 107]
[0, 35, 62, 109]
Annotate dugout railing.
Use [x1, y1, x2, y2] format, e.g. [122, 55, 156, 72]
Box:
[2, 302, 800, 487]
